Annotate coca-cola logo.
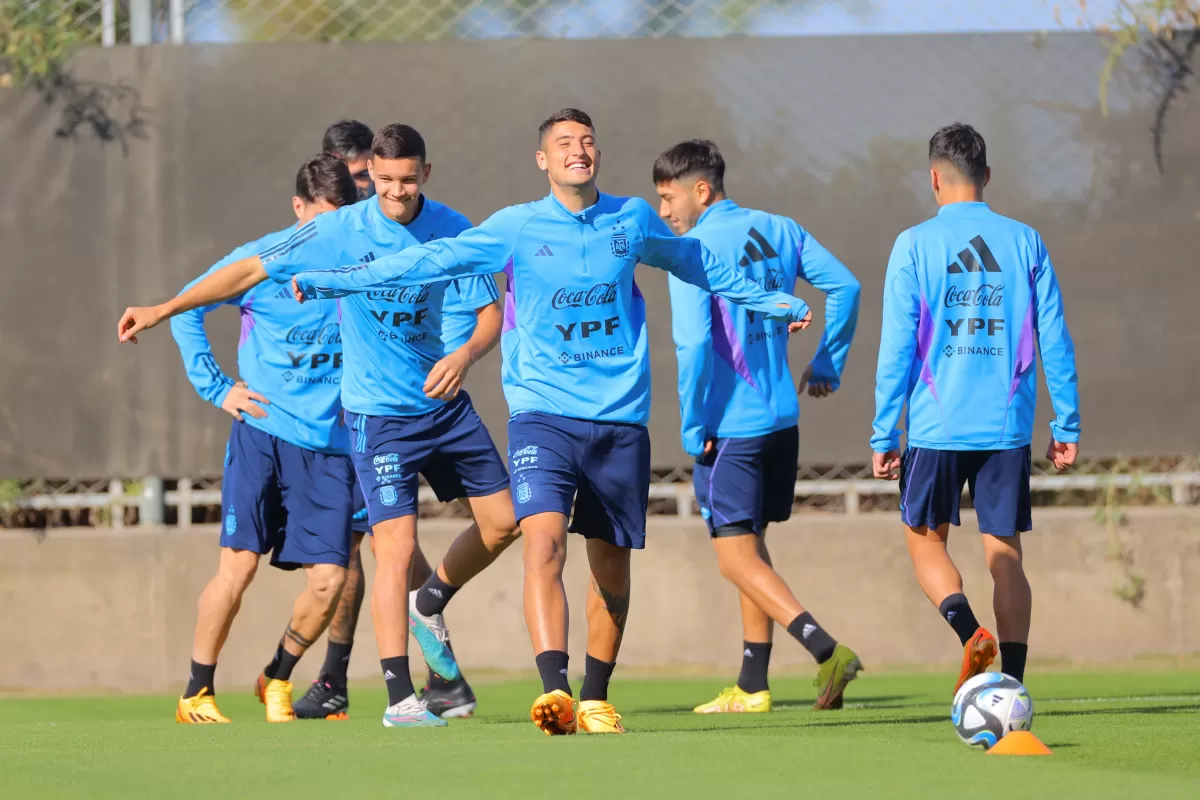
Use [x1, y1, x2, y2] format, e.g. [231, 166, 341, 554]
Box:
[944, 283, 1004, 309]
[366, 285, 432, 304]
[757, 269, 785, 292]
[285, 323, 341, 345]
[551, 282, 619, 310]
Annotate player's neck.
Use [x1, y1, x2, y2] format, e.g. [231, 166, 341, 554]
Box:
[551, 182, 599, 214]
[936, 186, 984, 206]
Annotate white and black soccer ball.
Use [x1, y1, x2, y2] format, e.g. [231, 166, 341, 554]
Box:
[951, 672, 1034, 750]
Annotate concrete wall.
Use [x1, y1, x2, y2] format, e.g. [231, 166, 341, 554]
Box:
[2, 509, 1198, 694]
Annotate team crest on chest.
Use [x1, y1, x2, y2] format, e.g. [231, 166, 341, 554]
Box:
[610, 219, 629, 258]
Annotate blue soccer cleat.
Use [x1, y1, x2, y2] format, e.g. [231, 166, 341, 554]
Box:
[408, 590, 461, 681]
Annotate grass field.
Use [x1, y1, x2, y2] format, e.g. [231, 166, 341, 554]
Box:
[3, 669, 1198, 799]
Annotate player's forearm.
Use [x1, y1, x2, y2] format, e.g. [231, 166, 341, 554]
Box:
[674, 342, 712, 457]
[163, 257, 267, 317]
[169, 316, 235, 406]
[817, 280, 861, 379]
[458, 302, 502, 365]
[870, 334, 915, 452]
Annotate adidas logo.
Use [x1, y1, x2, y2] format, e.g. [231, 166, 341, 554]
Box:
[802, 623, 817, 639]
[383, 670, 397, 680]
[535, 245, 554, 257]
[947, 235, 1002, 274]
[321, 696, 346, 709]
[359, 251, 376, 263]
[738, 227, 778, 267]
[429, 588, 444, 599]
[559, 668, 568, 676]
[744, 648, 753, 657]
[946, 611, 957, 621]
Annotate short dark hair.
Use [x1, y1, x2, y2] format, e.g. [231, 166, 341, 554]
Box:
[372, 124, 427, 161]
[322, 119, 374, 160]
[538, 108, 595, 145]
[295, 152, 357, 207]
[929, 123, 987, 186]
[652, 139, 726, 193]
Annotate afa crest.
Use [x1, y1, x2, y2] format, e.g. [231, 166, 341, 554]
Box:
[610, 220, 629, 258]
[379, 485, 398, 507]
[224, 507, 238, 535]
[515, 482, 533, 504]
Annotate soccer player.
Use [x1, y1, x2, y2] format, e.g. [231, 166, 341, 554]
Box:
[296, 121, 492, 721]
[118, 126, 521, 728]
[289, 108, 815, 736]
[871, 123, 1080, 694]
[654, 140, 864, 713]
[323, 119, 375, 201]
[165, 153, 358, 723]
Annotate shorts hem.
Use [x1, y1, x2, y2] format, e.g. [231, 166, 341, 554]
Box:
[900, 514, 962, 530]
[364, 506, 419, 527]
[979, 525, 1032, 537]
[710, 522, 759, 539]
[570, 526, 646, 550]
[454, 478, 512, 502]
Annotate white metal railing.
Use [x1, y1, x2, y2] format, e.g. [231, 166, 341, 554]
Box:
[13, 471, 1199, 525]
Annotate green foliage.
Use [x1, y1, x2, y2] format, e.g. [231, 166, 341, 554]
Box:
[0, 1, 95, 87]
[0, 478, 23, 509]
[1096, 463, 1150, 609]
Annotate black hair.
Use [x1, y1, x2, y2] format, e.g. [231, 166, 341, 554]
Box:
[322, 119, 374, 160]
[538, 108, 595, 144]
[295, 152, 357, 207]
[928, 122, 988, 186]
[371, 124, 427, 162]
[652, 139, 726, 193]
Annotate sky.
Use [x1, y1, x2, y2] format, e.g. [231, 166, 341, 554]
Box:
[178, 0, 1126, 43]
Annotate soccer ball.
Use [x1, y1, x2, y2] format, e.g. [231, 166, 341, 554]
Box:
[951, 672, 1034, 750]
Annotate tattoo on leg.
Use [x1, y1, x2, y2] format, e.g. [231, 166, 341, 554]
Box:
[592, 577, 630, 650]
[283, 624, 314, 650]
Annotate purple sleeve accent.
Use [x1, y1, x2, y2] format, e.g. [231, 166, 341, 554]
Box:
[1009, 271, 1038, 403]
[632, 278, 644, 299]
[501, 256, 517, 334]
[237, 296, 255, 347]
[916, 293, 938, 402]
[710, 296, 757, 390]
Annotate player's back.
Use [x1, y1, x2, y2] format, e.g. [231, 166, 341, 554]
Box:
[673, 200, 803, 438]
[894, 201, 1045, 449]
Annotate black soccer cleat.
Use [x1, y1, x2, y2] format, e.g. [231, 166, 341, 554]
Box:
[420, 674, 477, 719]
[293, 679, 349, 720]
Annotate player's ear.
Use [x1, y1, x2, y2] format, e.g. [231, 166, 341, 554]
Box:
[982, 166, 991, 189]
[291, 195, 305, 220]
[422, 161, 432, 183]
[367, 158, 377, 181]
[929, 167, 940, 195]
[535, 149, 549, 172]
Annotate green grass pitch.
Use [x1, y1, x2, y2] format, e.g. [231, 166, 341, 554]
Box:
[3, 670, 1198, 798]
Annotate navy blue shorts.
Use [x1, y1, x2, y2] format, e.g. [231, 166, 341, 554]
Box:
[693, 426, 798, 537]
[508, 412, 650, 550]
[899, 446, 1032, 536]
[220, 421, 355, 570]
[347, 393, 510, 528]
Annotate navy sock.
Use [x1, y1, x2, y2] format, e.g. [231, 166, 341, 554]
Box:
[938, 594, 980, 646]
[184, 661, 216, 699]
[415, 573, 460, 617]
[264, 644, 301, 682]
[736, 642, 772, 694]
[1000, 642, 1028, 683]
[381, 656, 415, 706]
[534, 650, 572, 696]
[320, 640, 353, 686]
[787, 613, 837, 664]
[579, 655, 616, 702]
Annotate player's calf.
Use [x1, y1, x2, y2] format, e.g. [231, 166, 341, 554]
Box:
[984, 533, 1031, 683]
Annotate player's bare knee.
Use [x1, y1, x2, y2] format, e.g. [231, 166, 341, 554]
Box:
[523, 533, 566, 574]
[217, 549, 259, 595]
[307, 565, 347, 607]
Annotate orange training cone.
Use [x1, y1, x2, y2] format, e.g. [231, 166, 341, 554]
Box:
[988, 731, 1052, 756]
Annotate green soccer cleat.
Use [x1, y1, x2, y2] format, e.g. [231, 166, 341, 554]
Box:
[813, 644, 863, 711]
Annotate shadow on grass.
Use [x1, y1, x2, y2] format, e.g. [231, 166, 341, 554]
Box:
[626, 695, 921, 715]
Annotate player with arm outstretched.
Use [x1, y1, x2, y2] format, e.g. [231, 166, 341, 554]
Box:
[871, 123, 1080, 695]
[656, 140, 864, 714]
[161, 154, 357, 724]
[291, 109, 814, 736]
[119, 126, 519, 729]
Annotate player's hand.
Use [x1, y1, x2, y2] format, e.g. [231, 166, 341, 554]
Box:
[873, 450, 901, 480]
[1046, 439, 1078, 473]
[798, 364, 834, 398]
[117, 305, 167, 344]
[424, 348, 471, 400]
[702, 439, 715, 458]
[221, 382, 270, 422]
[785, 308, 813, 333]
[291, 276, 307, 304]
